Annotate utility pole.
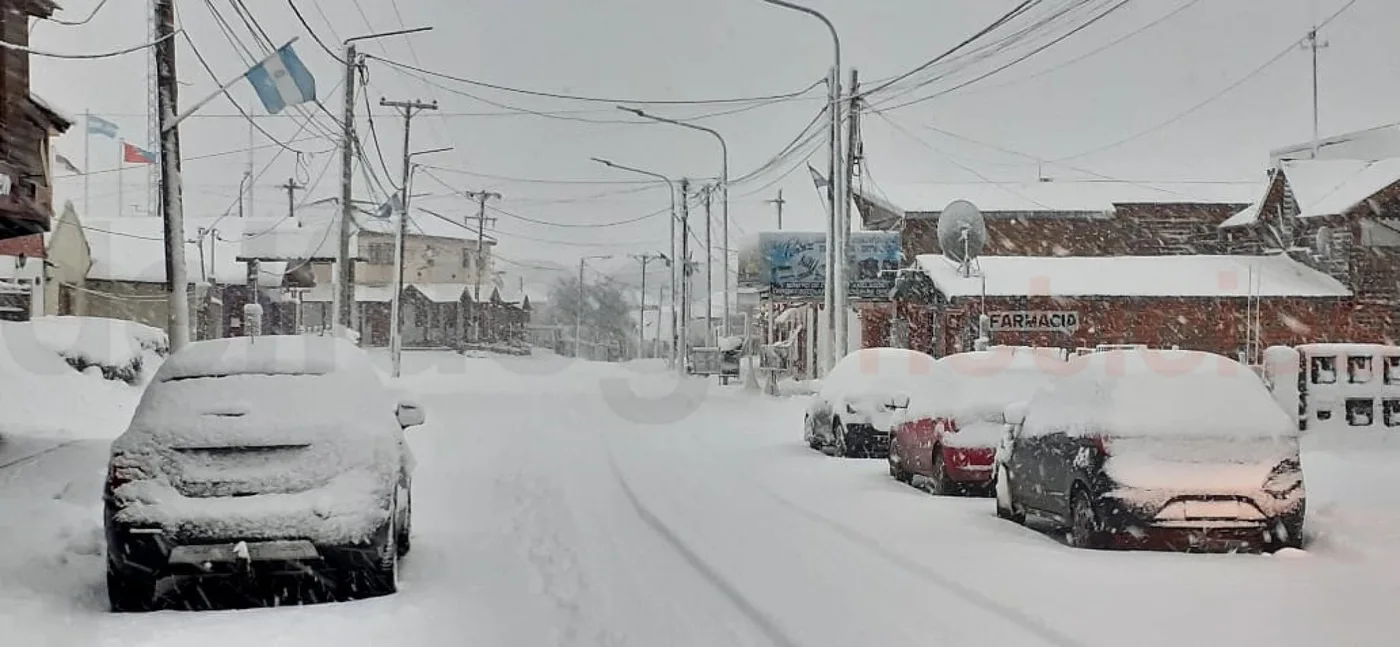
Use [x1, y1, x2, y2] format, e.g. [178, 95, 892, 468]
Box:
[1301, 25, 1329, 158]
[154, 0, 190, 351]
[767, 189, 785, 230]
[335, 42, 359, 339]
[655, 282, 665, 359]
[835, 68, 860, 360]
[279, 178, 304, 226]
[632, 253, 666, 359]
[703, 186, 714, 347]
[679, 179, 691, 374]
[380, 98, 438, 378]
[462, 190, 501, 342]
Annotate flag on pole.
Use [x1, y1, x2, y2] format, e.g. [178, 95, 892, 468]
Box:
[244, 43, 317, 114]
[54, 153, 82, 175]
[86, 115, 119, 138]
[122, 142, 156, 165]
[807, 164, 830, 190]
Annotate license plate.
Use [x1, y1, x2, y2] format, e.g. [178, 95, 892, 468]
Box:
[168, 540, 320, 565]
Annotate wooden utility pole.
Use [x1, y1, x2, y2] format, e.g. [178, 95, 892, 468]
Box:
[632, 253, 665, 358]
[678, 179, 691, 373]
[154, 0, 190, 350]
[380, 97, 438, 377]
[335, 42, 359, 337]
[703, 185, 713, 346]
[279, 178, 304, 226]
[767, 189, 785, 230]
[462, 189, 500, 342]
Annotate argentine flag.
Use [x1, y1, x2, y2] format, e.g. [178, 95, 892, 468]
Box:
[245, 44, 317, 114]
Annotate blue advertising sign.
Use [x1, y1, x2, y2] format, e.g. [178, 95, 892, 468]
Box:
[758, 231, 902, 301]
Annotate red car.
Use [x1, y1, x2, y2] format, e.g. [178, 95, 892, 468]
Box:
[888, 347, 1065, 495]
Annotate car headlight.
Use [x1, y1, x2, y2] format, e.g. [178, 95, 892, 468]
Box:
[1263, 459, 1304, 499]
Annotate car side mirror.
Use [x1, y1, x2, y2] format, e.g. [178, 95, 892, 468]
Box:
[888, 392, 910, 410]
[396, 399, 426, 429]
[1003, 401, 1028, 427]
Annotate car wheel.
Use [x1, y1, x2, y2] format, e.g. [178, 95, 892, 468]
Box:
[106, 563, 157, 613]
[888, 444, 912, 483]
[359, 506, 400, 597]
[1069, 487, 1108, 550]
[994, 466, 1025, 523]
[1270, 513, 1305, 551]
[927, 448, 953, 495]
[805, 416, 822, 450]
[833, 420, 851, 458]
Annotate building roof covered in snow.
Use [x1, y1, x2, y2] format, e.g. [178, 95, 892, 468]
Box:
[299, 284, 393, 303]
[864, 181, 1257, 219]
[913, 253, 1351, 299]
[85, 217, 286, 285]
[1279, 158, 1400, 219]
[1271, 122, 1400, 165]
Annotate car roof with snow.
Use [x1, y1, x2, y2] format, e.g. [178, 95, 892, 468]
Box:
[906, 347, 1066, 422]
[823, 347, 937, 394]
[1023, 349, 1295, 439]
[152, 335, 378, 382]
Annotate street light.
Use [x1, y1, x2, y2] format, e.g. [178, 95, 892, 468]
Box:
[591, 157, 683, 372]
[335, 25, 433, 341]
[754, 0, 845, 371]
[388, 146, 451, 378]
[576, 254, 614, 359]
[615, 106, 732, 341]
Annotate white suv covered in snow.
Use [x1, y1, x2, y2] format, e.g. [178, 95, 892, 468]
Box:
[102, 336, 425, 611]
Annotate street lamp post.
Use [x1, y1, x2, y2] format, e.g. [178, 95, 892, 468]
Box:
[576, 255, 613, 359]
[754, 0, 844, 372]
[336, 26, 432, 342]
[615, 106, 730, 341]
[590, 157, 680, 369]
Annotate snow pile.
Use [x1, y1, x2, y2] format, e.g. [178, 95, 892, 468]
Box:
[1024, 349, 1294, 439]
[0, 322, 150, 439]
[5, 316, 168, 384]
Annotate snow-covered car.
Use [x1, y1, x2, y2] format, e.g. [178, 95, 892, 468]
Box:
[102, 336, 427, 611]
[804, 347, 936, 457]
[994, 349, 1306, 552]
[888, 346, 1062, 494]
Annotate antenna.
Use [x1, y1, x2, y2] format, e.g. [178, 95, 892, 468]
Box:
[937, 200, 987, 278]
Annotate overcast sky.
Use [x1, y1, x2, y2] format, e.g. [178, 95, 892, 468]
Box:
[28, 0, 1396, 287]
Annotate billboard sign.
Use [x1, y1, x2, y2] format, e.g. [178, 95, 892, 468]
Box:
[759, 231, 902, 301]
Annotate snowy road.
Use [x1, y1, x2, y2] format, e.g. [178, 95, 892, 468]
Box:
[3, 351, 1399, 646]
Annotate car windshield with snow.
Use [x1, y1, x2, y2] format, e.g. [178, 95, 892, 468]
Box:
[995, 349, 1304, 552]
[889, 346, 1065, 495]
[805, 347, 938, 457]
[103, 336, 425, 611]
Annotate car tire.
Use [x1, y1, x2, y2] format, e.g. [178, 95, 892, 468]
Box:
[360, 506, 400, 597]
[994, 466, 1025, 524]
[927, 448, 953, 496]
[106, 563, 157, 613]
[1069, 487, 1109, 550]
[888, 445, 912, 483]
[805, 416, 822, 450]
[833, 420, 851, 458]
[1271, 513, 1305, 551]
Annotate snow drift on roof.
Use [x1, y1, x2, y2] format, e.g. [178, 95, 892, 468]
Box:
[1023, 349, 1296, 440]
[412, 283, 467, 303]
[1282, 158, 1400, 218]
[153, 335, 375, 382]
[299, 284, 394, 303]
[913, 253, 1350, 298]
[86, 218, 287, 285]
[1218, 201, 1262, 229]
[876, 181, 1255, 215]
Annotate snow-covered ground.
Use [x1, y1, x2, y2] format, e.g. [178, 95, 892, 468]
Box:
[2, 349, 1399, 645]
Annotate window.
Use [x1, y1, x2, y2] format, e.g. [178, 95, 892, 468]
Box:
[1346, 398, 1374, 427]
[1385, 399, 1400, 427]
[1311, 356, 1337, 384]
[1348, 355, 1374, 384]
[1385, 357, 1400, 385]
[366, 243, 394, 265]
[462, 250, 473, 269]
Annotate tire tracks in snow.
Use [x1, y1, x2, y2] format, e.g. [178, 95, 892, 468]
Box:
[688, 430, 1087, 647]
[602, 453, 803, 647]
[0, 439, 83, 471]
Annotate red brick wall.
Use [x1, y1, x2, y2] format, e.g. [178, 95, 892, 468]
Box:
[0, 233, 42, 257]
[917, 295, 1382, 358]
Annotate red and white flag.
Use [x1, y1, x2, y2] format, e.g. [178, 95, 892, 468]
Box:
[122, 141, 156, 165]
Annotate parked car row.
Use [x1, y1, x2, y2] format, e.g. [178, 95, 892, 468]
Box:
[806, 345, 1307, 552]
[103, 336, 427, 612]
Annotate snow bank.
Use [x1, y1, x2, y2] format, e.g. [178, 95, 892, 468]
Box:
[1024, 349, 1294, 439]
[0, 316, 167, 385]
[0, 323, 150, 439]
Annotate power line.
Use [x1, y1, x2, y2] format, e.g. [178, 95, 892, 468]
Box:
[1057, 0, 1360, 161]
[859, 0, 1041, 99]
[0, 29, 178, 58]
[363, 54, 824, 106]
[287, 0, 347, 63]
[35, 0, 113, 27]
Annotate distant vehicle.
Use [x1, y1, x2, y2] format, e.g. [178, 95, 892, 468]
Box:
[804, 347, 936, 457]
[888, 347, 1063, 495]
[994, 349, 1305, 552]
[103, 335, 426, 611]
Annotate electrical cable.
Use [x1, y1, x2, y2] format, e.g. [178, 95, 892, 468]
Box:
[287, 0, 346, 63]
[180, 28, 321, 155]
[34, 0, 112, 27]
[0, 29, 178, 58]
[859, 0, 1041, 99]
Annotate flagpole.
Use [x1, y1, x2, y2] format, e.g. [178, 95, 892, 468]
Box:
[164, 37, 300, 134]
[117, 141, 124, 218]
[83, 110, 90, 219]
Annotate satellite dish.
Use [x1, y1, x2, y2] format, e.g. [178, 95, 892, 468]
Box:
[938, 200, 987, 264]
[1314, 226, 1333, 259]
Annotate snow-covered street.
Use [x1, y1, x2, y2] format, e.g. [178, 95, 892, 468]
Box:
[3, 351, 1400, 646]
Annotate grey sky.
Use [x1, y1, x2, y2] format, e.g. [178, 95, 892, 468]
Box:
[28, 0, 1393, 285]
